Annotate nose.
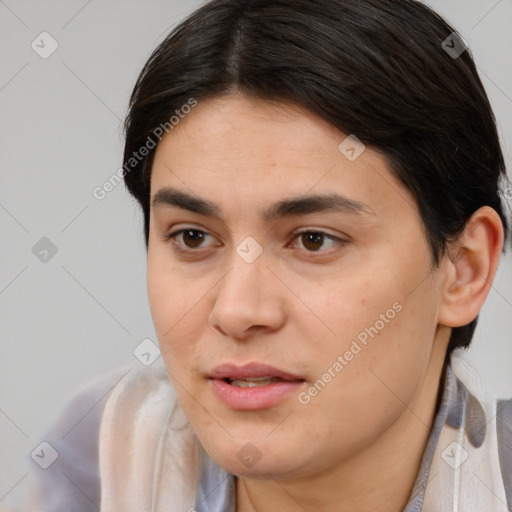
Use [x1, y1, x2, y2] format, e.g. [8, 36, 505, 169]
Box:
[208, 252, 287, 340]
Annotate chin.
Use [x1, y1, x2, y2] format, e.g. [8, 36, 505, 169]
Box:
[203, 437, 308, 480]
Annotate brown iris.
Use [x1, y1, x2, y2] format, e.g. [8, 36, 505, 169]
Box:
[300, 232, 325, 252]
[182, 230, 206, 248]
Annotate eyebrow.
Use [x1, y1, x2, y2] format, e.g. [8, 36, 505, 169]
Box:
[151, 187, 374, 221]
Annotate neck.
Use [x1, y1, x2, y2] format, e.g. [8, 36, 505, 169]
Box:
[236, 328, 451, 512]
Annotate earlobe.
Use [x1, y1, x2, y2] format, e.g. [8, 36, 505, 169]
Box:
[438, 207, 504, 328]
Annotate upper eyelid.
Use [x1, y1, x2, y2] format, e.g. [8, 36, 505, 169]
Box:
[167, 226, 340, 240]
[167, 222, 342, 235]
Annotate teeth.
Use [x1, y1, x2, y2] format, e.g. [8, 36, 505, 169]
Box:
[243, 377, 276, 382]
[229, 377, 281, 388]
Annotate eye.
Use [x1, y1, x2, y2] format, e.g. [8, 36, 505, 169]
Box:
[166, 228, 219, 252]
[289, 229, 346, 253]
[164, 227, 346, 256]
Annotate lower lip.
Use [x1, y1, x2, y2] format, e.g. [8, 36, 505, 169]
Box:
[210, 378, 304, 410]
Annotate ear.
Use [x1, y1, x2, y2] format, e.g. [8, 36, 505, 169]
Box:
[438, 206, 504, 328]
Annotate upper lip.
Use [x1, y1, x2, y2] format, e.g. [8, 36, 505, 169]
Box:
[209, 363, 304, 381]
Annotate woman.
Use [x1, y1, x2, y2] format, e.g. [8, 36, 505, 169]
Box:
[12, 0, 511, 510]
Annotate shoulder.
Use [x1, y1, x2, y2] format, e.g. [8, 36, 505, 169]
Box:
[449, 350, 512, 508]
[496, 397, 512, 507]
[11, 365, 134, 511]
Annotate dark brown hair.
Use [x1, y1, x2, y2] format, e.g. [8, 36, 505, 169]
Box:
[122, 0, 510, 352]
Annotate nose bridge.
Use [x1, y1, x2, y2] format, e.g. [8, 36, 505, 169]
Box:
[219, 244, 268, 307]
[209, 243, 286, 337]
[221, 232, 268, 293]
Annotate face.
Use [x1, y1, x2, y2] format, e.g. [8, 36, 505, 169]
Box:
[147, 93, 448, 480]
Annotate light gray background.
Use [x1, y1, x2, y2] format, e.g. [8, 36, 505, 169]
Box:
[1, 0, 511, 504]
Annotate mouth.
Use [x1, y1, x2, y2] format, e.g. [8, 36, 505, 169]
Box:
[224, 376, 289, 388]
[208, 363, 306, 410]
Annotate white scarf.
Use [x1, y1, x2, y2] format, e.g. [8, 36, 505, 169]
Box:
[97, 351, 511, 511]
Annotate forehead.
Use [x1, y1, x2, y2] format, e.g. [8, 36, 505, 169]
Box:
[149, 94, 418, 225]
[152, 94, 348, 176]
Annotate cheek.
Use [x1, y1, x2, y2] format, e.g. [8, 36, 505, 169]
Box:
[289, 308, 434, 468]
[303, 265, 400, 354]
[315, 282, 438, 419]
[307, 255, 439, 398]
[147, 254, 202, 361]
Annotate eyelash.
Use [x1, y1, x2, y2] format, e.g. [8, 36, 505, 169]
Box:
[163, 227, 346, 257]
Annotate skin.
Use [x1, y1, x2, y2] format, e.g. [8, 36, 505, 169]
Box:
[146, 93, 504, 512]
